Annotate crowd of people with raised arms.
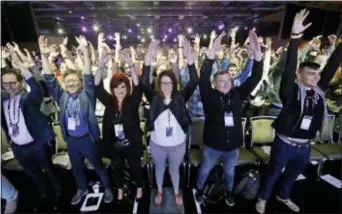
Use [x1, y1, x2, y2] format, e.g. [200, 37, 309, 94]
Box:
[1, 8, 341, 214]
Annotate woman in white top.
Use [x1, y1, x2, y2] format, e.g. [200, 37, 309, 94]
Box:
[140, 39, 198, 206]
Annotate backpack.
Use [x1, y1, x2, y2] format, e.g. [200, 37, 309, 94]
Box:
[234, 169, 260, 200]
[202, 166, 226, 204]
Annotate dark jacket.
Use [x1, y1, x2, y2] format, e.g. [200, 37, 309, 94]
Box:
[94, 79, 143, 156]
[1, 66, 54, 146]
[273, 39, 342, 138]
[199, 59, 263, 151]
[43, 73, 101, 142]
[141, 63, 199, 134]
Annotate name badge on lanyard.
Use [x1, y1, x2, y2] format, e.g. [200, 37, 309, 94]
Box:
[224, 112, 234, 127]
[300, 115, 312, 130]
[68, 118, 77, 130]
[114, 124, 125, 139]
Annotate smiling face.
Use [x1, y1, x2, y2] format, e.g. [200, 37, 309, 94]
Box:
[228, 64, 238, 78]
[214, 71, 233, 95]
[113, 82, 128, 101]
[64, 73, 82, 94]
[297, 67, 321, 88]
[160, 75, 173, 98]
[2, 73, 24, 96]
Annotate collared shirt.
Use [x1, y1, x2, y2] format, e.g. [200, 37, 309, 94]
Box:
[64, 95, 89, 137]
[3, 94, 34, 145]
[179, 66, 204, 118]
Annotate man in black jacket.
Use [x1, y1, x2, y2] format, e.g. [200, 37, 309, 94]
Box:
[195, 31, 263, 207]
[256, 9, 342, 214]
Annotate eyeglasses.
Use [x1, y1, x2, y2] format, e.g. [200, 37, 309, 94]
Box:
[64, 80, 80, 85]
[2, 81, 18, 88]
[161, 82, 173, 87]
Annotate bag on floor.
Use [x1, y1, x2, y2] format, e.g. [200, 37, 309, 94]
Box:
[234, 169, 260, 200]
[202, 166, 226, 204]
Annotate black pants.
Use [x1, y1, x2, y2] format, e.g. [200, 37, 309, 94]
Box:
[11, 142, 62, 196]
[111, 145, 143, 188]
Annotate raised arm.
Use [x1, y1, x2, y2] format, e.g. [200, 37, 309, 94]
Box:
[317, 42, 342, 90]
[178, 34, 185, 70]
[179, 39, 198, 102]
[279, 9, 312, 103]
[236, 30, 263, 101]
[39, 36, 64, 103]
[200, 32, 226, 98]
[140, 40, 160, 103]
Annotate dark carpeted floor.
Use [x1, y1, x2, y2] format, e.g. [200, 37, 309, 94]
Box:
[1, 160, 341, 213]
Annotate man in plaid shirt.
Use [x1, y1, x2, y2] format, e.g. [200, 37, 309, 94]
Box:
[180, 66, 204, 119]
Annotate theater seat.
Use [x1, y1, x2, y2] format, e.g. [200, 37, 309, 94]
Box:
[52, 122, 72, 170]
[312, 115, 341, 160]
[250, 116, 277, 164]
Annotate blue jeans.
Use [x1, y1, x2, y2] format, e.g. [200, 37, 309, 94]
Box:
[259, 136, 311, 200]
[67, 136, 111, 191]
[197, 146, 239, 191]
[1, 175, 18, 201]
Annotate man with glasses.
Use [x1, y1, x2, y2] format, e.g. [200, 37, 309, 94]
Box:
[1, 66, 62, 209]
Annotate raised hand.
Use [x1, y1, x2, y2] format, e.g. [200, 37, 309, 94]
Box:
[291, 9, 312, 38]
[114, 32, 120, 43]
[178, 34, 185, 47]
[99, 48, 110, 67]
[145, 39, 160, 65]
[168, 49, 178, 64]
[210, 30, 217, 40]
[38, 35, 53, 55]
[328, 34, 337, 45]
[230, 27, 238, 38]
[265, 37, 272, 49]
[194, 34, 201, 44]
[98, 32, 105, 44]
[76, 35, 88, 49]
[1, 46, 10, 60]
[11, 42, 20, 52]
[208, 31, 226, 59]
[248, 30, 262, 62]
[121, 49, 134, 66]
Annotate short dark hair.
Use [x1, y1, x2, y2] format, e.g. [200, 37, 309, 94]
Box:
[228, 63, 238, 69]
[1, 68, 24, 82]
[155, 70, 178, 98]
[62, 69, 82, 80]
[299, 62, 320, 72]
[214, 69, 230, 79]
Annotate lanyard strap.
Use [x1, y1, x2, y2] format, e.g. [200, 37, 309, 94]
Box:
[68, 97, 79, 118]
[7, 97, 20, 126]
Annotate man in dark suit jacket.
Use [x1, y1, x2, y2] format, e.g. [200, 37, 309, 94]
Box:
[1, 65, 62, 206]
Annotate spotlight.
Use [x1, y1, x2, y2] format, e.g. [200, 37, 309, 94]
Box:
[122, 35, 128, 40]
[81, 16, 84, 20]
[168, 28, 172, 33]
[173, 38, 177, 42]
[128, 28, 132, 33]
[137, 35, 141, 39]
[137, 23, 140, 27]
[164, 35, 168, 39]
[69, 10, 72, 14]
[141, 38, 146, 43]
[244, 27, 248, 30]
[218, 24, 224, 30]
[93, 25, 99, 31]
[150, 35, 154, 40]
[187, 27, 192, 34]
[108, 35, 113, 40]
[82, 26, 87, 32]
[203, 34, 208, 39]
[162, 38, 166, 42]
[58, 28, 64, 34]
[147, 27, 152, 34]
[252, 27, 256, 31]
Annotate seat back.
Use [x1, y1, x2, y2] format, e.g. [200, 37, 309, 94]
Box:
[1, 127, 10, 154]
[241, 117, 247, 147]
[52, 122, 67, 153]
[188, 117, 205, 150]
[314, 115, 335, 142]
[250, 116, 276, 147]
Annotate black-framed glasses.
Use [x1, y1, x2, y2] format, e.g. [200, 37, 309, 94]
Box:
[2, 81, 18, 88]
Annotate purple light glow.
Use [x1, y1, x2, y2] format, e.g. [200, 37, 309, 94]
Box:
[82, 26, 87, 32]
[218, 24, 224, 30]
[128, 28, 132, 33]
[168, 28, 172, 33]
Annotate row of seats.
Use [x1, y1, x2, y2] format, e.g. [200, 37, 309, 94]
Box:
[2, 115, 341, 187]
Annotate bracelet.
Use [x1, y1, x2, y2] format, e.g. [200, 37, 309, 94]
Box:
[291, 31, 303, 36]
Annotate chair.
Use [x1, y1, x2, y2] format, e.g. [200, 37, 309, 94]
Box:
[250, 116, 277, 164]
[237, 118, 258, 166]
[312, 115, 341, 160]
[52, 122, 72, 169]
[1, 127, 22, 171]
[140, 121, 152, 186]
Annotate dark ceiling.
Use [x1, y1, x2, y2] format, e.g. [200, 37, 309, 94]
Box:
[1, 1, 342, 44]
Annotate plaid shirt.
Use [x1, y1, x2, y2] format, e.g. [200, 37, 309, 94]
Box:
[180, 66, 204, 118]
